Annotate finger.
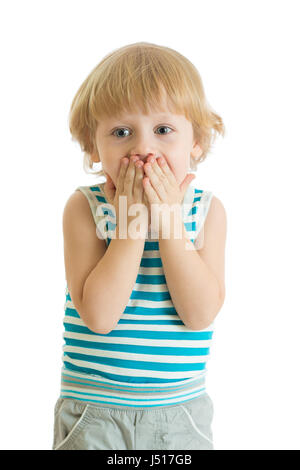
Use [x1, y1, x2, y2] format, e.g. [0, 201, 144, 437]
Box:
[144, 161, 168, 200]
[103, 173, 116, 205]
[116, 157, 129, 195]
[157, 157, 178, 186]
[123, 156, 137, 196]
[150, 157, 174, 193]
[143, 176, 160, 203]
[180, 174, 196, 200]
[133, 160, 145, 202]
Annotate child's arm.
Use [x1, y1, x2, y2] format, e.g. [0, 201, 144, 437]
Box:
[82, 236, 145, 334]
[63, 190, 145, 335]
[159, 196, 227, 330]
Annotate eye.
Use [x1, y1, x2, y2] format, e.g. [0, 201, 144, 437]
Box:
[156, 126, 173, 135]
[111, 126, 173, 138]
[112, 128, 130, 138]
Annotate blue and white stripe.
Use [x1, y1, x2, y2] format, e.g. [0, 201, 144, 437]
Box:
[60, 182, 214, 408]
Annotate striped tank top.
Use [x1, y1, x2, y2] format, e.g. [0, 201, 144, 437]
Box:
[60, 182, 214, 409]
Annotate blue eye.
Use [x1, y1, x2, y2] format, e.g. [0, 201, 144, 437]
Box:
[112, 126, 173, 138]
[156, 126, 172, 135]
[112, 128, 130, 138]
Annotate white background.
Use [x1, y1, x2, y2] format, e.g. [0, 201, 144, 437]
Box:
[1, 0, 299, 450]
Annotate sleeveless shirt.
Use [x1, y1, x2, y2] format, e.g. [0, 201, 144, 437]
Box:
[60, 182, 214, 408]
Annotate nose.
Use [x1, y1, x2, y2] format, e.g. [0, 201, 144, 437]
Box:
[127, 129, 159, 163]
[128, 128, 158, 163]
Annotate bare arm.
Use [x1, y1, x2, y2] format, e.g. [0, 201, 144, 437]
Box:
[158, 196, 227, 330]
[63, 190, 146, 335]
[82, 236, 145, 334]
[64, 156, 147, 335]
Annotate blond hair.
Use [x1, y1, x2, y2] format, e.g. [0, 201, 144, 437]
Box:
[69, 41, 225, 178]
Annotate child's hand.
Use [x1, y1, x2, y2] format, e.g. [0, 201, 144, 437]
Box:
[142, 155, 195, 235]
[104, 156, 149, 239]
[143, 155, 195, 205]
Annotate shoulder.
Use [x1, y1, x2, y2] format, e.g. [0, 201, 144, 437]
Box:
[63, 185, 108, 245]
[202, 194, 227, 244]
[194, 193, 227, 255]
[63, 182, 104, 221]
[62, 189, 96, 235]
[208, 195, 227, 224]
[63, 189, 91, 217]
[193, 187, 227, 228]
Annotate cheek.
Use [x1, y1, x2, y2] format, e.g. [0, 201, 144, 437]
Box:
[166, 157, 186, 175]
[165, 156, 189, 184]
[103, 161, 120, 182]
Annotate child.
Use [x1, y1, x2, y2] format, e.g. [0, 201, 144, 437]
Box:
[52, 42, 227, 451]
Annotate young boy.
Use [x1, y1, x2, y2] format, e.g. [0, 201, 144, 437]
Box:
[52, 41, 227, 450]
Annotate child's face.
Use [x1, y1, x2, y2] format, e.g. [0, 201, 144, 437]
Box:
[91, 94, 202, 188]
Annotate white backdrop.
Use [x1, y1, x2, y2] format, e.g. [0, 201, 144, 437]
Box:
[1, 0, 299, 450]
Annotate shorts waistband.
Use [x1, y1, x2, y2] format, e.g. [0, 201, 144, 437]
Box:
[60, 367, 207, 409]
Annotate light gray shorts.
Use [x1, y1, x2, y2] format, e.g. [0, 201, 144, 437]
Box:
[52, 392, 214, 450]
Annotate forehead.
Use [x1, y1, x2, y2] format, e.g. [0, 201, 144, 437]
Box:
[99, 87, 186, 124]
[112, 110, 179, 120]
[98, 108, 187, 128]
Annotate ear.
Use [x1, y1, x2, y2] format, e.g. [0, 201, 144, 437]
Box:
[88, 130, 101, 163]
[91, 151, 101, 163]
[190, 139, 203, 163]
[90, 140, 101, 163]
